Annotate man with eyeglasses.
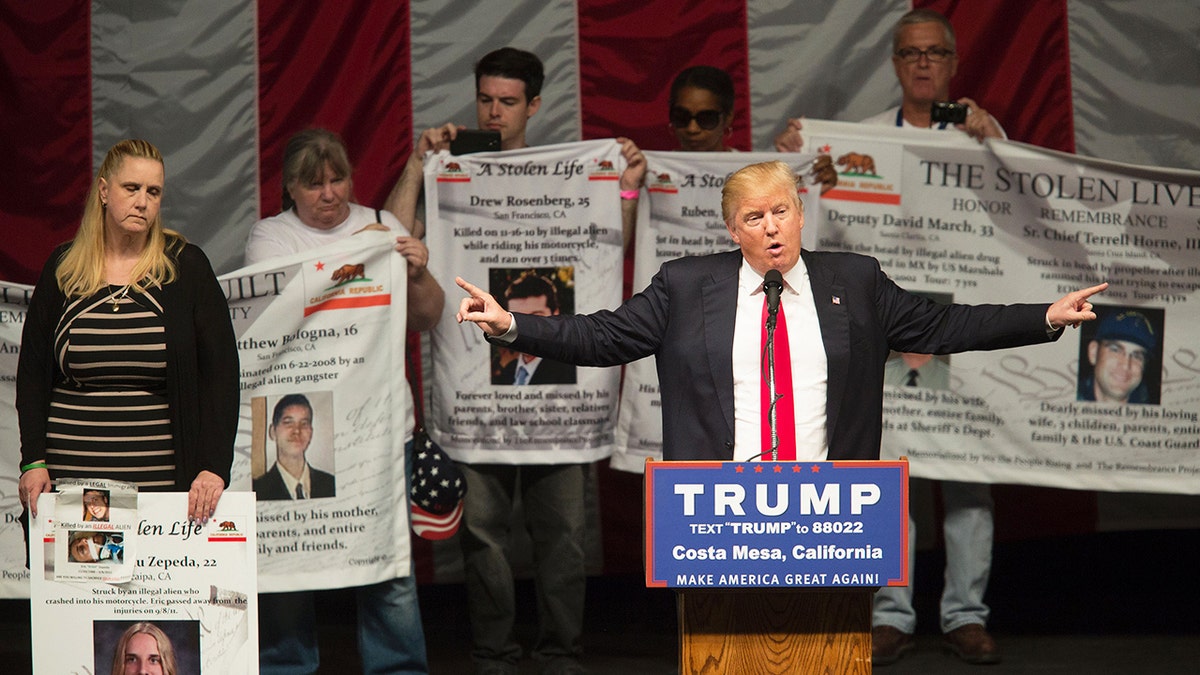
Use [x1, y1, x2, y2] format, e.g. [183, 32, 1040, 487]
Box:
[870, 9, 1007, 668]
[775, 8, 1005, 149]
[1078, 309, 1157, 404]
[777, 8, 1009, 667]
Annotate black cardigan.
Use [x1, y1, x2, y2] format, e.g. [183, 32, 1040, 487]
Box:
[16, 242, 240, 489]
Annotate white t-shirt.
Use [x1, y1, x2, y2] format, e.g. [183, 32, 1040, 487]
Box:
[243, 203, 417, 443]
[730, 258, 828, 462]
[244, 203, 411, 266]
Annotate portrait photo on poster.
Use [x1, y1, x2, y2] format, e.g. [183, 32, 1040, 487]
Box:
[884, 291, 954, 391]
[251, 391, 337, 500]
[94, 619, 201, 675]
[488, 266, 577, 386]
[82, 488, 111, 522]
[1076, 304, 1164, 405]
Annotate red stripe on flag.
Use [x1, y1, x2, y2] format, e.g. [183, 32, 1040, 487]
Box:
[303, 293, 391, 316]
[579, 0, 750, 576]
[925, 0, 1075, 152]
[257, 1, 412, 217]
[0, 1, 92, 283]
[578, 0, 750, 152]
[822, 189, 903, 205]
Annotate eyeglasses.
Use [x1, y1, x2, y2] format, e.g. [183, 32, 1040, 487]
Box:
[669, 107, 724, 130]
[894, 47, 955, 63]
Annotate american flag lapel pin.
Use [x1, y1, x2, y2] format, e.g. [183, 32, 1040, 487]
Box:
[832, 295, 841, 305]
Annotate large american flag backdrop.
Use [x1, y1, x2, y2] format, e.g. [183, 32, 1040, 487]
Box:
[3, 0, 1198, 578]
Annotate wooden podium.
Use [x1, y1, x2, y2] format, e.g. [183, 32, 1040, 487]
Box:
[645, 460, 908, 674]
[677, 588, 872, 674]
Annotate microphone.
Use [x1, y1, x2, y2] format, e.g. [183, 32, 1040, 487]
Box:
[762, 269, 784, 459]
[763, 269, 783, 325]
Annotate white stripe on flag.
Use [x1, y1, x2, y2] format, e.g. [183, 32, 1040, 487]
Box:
[92, 0, 259, 274]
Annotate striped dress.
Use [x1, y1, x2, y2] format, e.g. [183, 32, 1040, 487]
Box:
[45, 285, 175, 488]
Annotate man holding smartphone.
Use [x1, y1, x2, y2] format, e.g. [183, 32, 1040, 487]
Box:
[385, 48, 644, 241]
[774, 9, 1004, 146]
[775, 8, 1006, 667]
[386, 47, 642, 675]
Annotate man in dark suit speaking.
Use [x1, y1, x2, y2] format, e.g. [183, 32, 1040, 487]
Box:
[254, 393, 336, 500]
[456, 160, 1107, 463]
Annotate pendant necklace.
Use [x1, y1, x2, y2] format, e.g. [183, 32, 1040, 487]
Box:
[109, 284, 131, 312]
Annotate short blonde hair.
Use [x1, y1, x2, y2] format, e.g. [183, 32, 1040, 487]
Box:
[721, 160, 802, 224]
[55, 139, 184, 298]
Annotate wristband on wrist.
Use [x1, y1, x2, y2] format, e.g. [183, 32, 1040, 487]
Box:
[620, 189, 639, 200]
[21, 460, 47, 472]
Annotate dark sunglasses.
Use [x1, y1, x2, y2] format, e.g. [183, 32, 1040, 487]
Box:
[669, 107, 723, 130]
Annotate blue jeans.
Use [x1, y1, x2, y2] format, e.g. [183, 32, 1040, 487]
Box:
[458, 462, 587, 670]
[259, 576, 428, 675]
[259, 440, 427, 674]
[873, 481, 994, 634]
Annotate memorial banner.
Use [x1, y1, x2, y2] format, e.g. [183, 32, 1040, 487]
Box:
[2, 235, 414, 597]
[611, 151, 820, 472]
[227, 234, 411, 592]
[1, 282, 31, 596]
[424, 140, 626, 464]
[800, 120, 1200, 494]
[645, 460, 908, 588]
[30, 491, 257, 674]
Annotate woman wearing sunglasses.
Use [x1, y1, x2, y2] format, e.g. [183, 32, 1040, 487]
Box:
[668, 66, 836, 190]
[667, 66, 738, 152]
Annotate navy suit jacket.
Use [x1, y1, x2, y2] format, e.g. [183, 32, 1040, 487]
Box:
[507, 249, 1058, 462]
[253, 463, 336, 501]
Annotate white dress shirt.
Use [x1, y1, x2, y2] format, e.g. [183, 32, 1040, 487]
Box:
[730, 258, 829, 461]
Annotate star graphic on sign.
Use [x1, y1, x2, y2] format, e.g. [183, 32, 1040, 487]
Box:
[773, 465, 784, 473]
[315, 261, 325, 271]
[810, 465, 821, 473]
[820, 144, 832, 154]
[735, 465, 745, 473]
[754, 465, 764, 473]
[791, 465, 802, 473]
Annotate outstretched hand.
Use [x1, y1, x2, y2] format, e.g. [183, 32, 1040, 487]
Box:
[1047, 282, 1108, 329]
[455, 277, 512, 336]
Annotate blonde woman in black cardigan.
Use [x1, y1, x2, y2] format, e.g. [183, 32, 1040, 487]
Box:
[17, 139, 238, 527]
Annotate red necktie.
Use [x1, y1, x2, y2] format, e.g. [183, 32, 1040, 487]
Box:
[761, 297, 796, 460]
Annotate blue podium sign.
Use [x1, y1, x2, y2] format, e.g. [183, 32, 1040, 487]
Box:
[645, 460, 908, 588]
